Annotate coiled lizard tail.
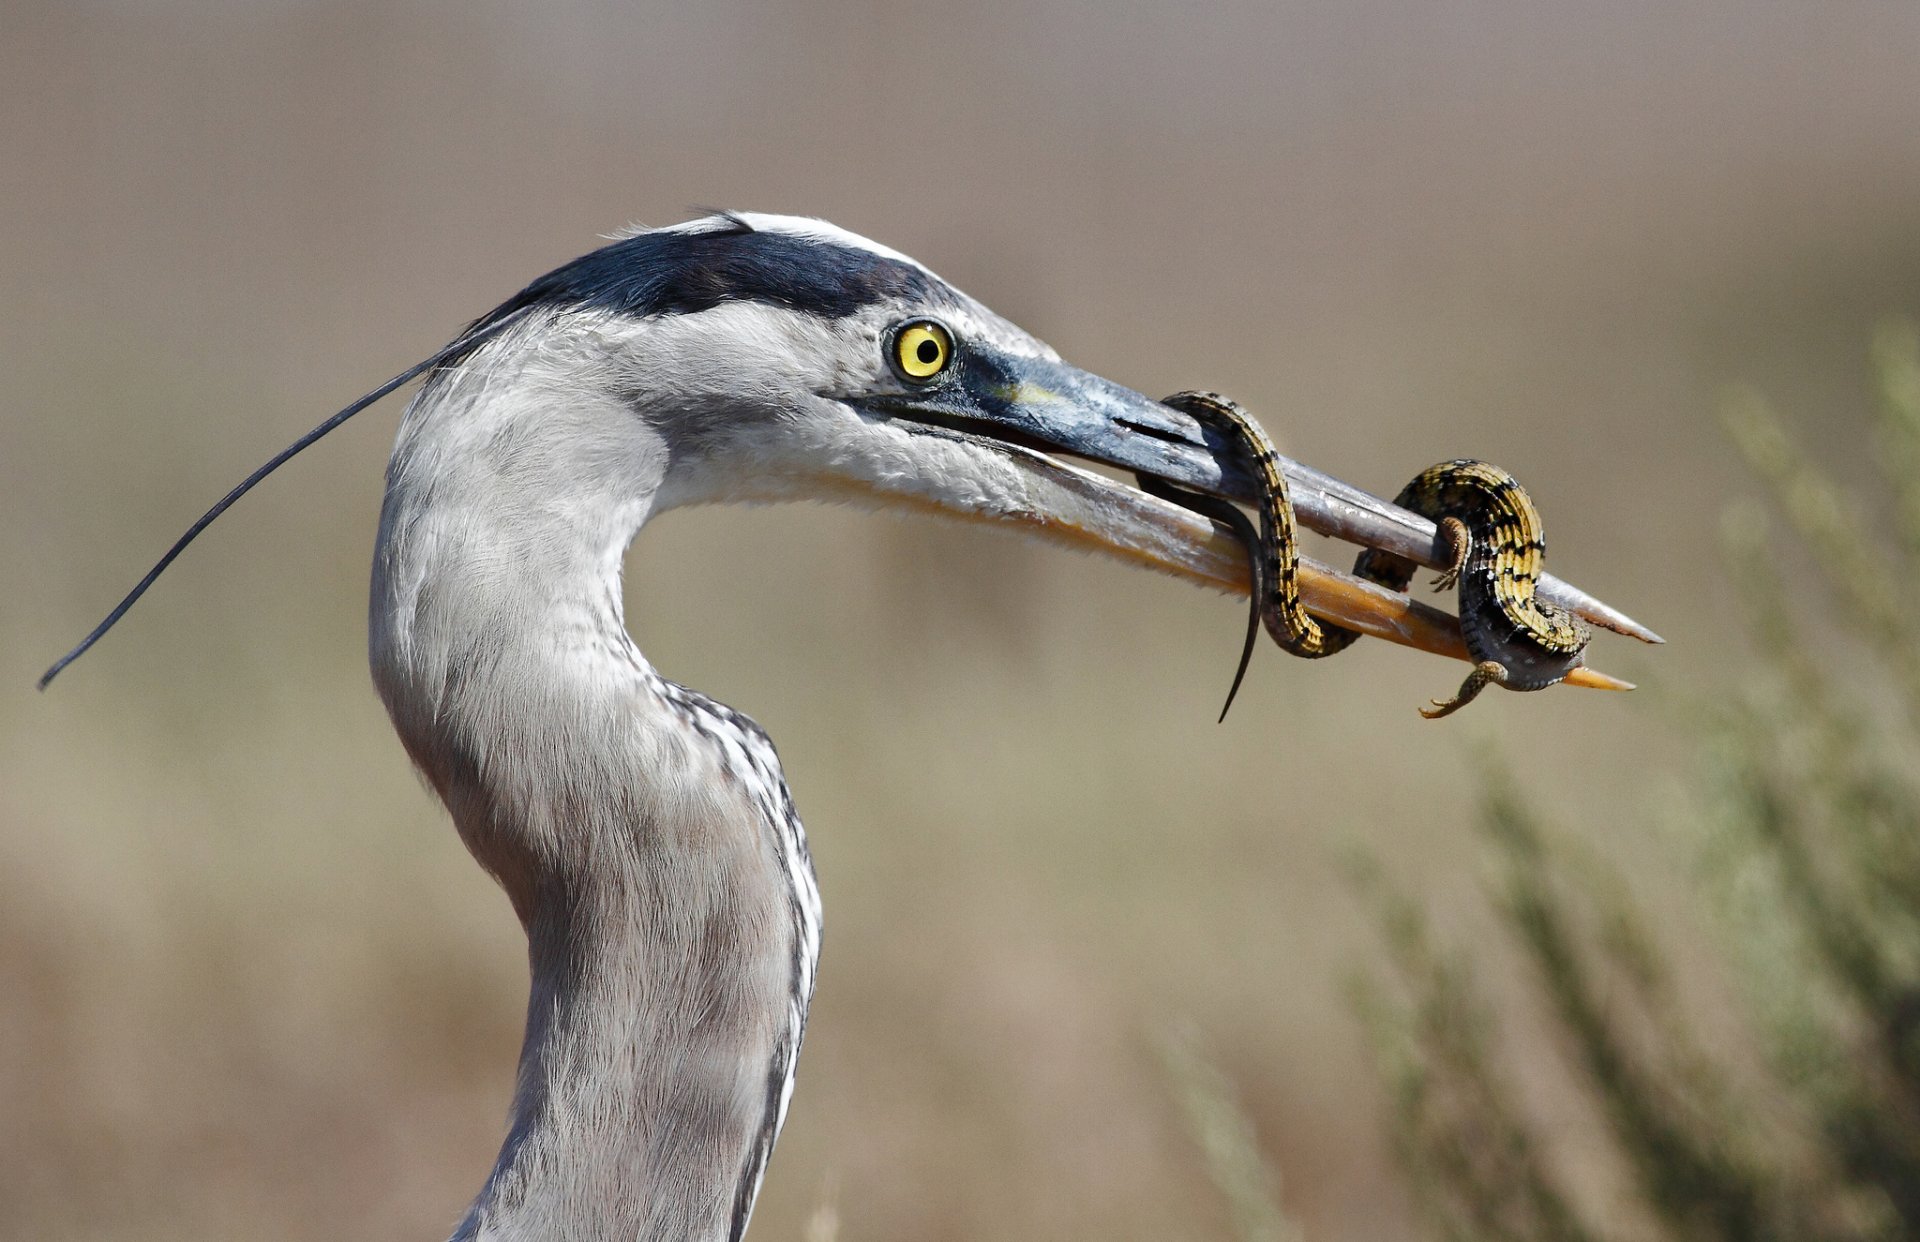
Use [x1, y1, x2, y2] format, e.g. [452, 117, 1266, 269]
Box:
[1160, 392, 1367, 659]
[1137, 392, 1367, 720]
[1354, 460, 1592, 718]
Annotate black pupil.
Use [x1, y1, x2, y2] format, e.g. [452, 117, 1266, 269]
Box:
[916, 338, 940, 365]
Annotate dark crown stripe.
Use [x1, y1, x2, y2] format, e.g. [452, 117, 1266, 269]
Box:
[462, 219, 941, 348]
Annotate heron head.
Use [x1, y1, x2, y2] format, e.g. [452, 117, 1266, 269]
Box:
[39, 209, 1653, 692]
[436, 211, 1253, 588]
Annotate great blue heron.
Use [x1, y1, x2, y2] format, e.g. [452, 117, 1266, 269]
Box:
[43, 212, 1652, 1241]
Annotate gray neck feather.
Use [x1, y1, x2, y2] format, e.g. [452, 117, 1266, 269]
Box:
[370, 328, 806, 1242]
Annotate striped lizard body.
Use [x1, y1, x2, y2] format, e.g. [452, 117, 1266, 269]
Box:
[1354, 459, 1590, 717]
[1143, 391, 1366, 720]
[1146, 393, 1591, 719]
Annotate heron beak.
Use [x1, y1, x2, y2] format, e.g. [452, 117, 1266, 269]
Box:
[858, 347, 1657, 691]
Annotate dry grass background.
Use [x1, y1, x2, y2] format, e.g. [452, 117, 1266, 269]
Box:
[4, 3, 1920, 1239]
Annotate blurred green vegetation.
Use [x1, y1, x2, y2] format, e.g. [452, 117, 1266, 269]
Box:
[1352, 323, 1920, 1242]
[1162, 1022, 1310, 1242]
[8, 7, 1920, 1241]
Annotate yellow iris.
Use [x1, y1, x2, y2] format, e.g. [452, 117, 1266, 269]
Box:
[893, 321, 953, 381]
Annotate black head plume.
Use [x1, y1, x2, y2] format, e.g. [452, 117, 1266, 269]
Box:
[38, 309, 532, 690]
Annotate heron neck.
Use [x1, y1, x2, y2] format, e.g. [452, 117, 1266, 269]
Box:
[370, 372, 805, 1242]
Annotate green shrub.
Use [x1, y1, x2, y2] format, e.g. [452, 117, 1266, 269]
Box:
[1353, 322, 1920, 1242]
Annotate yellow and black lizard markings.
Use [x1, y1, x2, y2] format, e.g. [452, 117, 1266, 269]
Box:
[1140, 391, 1366, 721]
[1141, 394, 1591, 720]
[1354, 459, 1590, 718]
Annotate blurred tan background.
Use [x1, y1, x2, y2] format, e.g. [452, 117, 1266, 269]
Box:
[5, 3, 1919, 1239]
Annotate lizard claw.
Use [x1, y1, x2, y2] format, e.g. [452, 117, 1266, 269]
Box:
[1429, 516, 1470, 594]
[1420, 660, 1509, 719]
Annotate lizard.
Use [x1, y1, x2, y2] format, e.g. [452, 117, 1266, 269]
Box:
[1140, 391, 1590, 719]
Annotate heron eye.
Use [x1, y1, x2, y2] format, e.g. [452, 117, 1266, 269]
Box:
[891, 320, 954, 381]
